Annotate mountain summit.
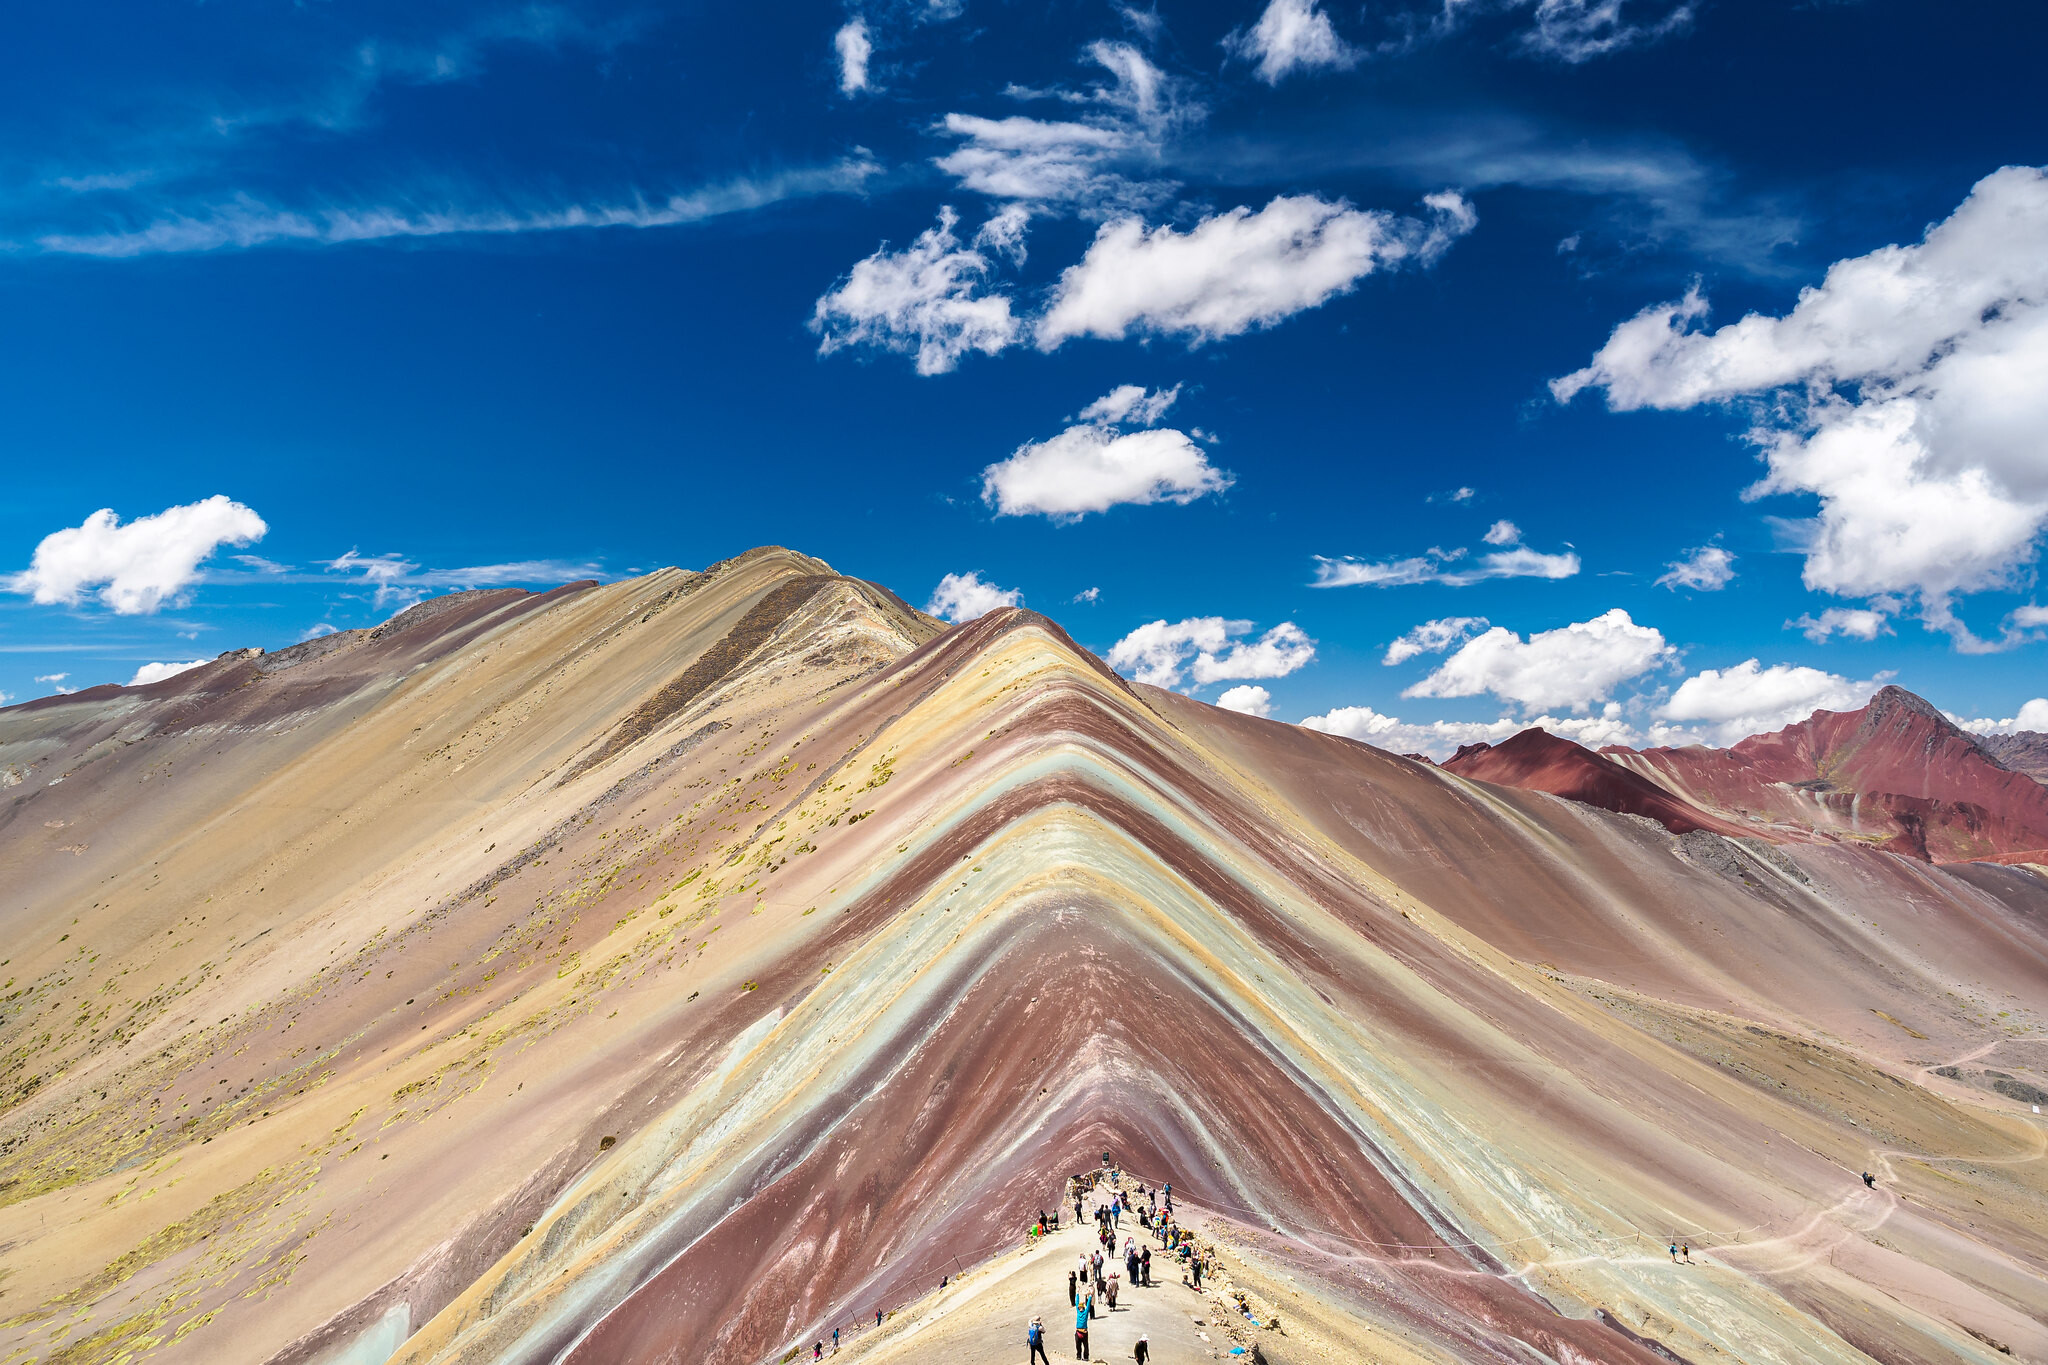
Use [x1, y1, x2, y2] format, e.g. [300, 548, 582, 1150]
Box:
[3, 552, 2046, 1365]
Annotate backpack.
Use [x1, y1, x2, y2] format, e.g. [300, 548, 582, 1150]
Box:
[1028, 1324, 1042, 1345]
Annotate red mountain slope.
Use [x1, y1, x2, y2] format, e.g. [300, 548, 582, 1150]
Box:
[1440, 726, 1744, 836]
[1599, 686, 2048, 862]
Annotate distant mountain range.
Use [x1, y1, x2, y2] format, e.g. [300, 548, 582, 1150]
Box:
[1444, 685, 2048, 865]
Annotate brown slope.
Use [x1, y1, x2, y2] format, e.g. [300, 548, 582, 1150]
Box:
[1438, 725, 1743, 836]
[1602, 685, 2048, 861]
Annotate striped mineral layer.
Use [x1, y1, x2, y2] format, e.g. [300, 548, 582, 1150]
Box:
[2, 548, 2046, 1365]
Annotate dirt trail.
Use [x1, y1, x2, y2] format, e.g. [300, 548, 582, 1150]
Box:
[822, 1183, 1273, 1365]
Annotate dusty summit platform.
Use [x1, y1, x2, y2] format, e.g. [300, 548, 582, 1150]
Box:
[3, 547, 2046, 1365]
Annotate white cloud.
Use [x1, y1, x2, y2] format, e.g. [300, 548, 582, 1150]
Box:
[811, 206, 1021, 375]
[129, 659, 209, 687]
[1449, 486, 1476, 502]
[1405, 608, 1672, 711]
[1659, 659, 1884, 744]
[1383, 616, 1487, 665]
[1555, 166, 2048, 647]
[1299, 700, 1649, 759]
[1073, 586, 1102, 603]
[933, 43, 1192, 216]
[324, 551, 602, 608]
[834, 19, 872, 95]
[1789, 605, 1891, 643]
[1035, 191, 1476, 349]
[38, 160, 882, 257]
[1078, 383, 1181, 426]
[933, 115, 1137, 206]
[1955, 698, 2048, 736]
[1481, 519, 1519, 546]
[1655, 542, 1735, 591]
[1516, 0, 1693, 62]
[1313, 541, 1578, 587]
[972, 203, 1032, 264]
[1216, 684, 1274, 717]
[7, 495, 267, 615]
[1106, 617, 1316, 689]
[1224, 0, 1358, 84]
[925, 571, 1023, 623]
[33, 672, 67, 683]
[980, 384, 1231, 520]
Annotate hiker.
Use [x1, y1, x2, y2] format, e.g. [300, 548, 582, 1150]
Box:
[1086, 1287, 1097, 1322]
[1191, 1257, 1203, 1289]
[1091, 1249, 1104, 1285]
[1074, 1299, 1090, 1360]
[1141, 1246, 1152, 1286]
[1668, 1242, 1679, 1262]
[1862, 1170, 1875, 1188]
[1078, 1253, 1090, 1285]
[1126, 1247, 1139, 1288]
[1069, 1270, 1078, 1306]
[1106, 1266, 1120, 1309]
[1134, 1335, 1149, 1365]
[1029, 1316, 1050, 1365]
[1681, 1243, 1692, 1263]
[876, 1309, 884, 1327]
[813, 1345, 822, 1362]
[833, 1328, 840, 1351]
[1075, 1196, 1084, 1223]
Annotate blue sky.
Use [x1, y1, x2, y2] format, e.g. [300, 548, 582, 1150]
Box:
[5, 0, 2047, 752]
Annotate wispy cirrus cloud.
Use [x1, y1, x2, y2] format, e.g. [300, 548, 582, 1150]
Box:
[323, 550, 605, 608]
[33, 159, 882, 258]
[1314, 521, 1579, 588]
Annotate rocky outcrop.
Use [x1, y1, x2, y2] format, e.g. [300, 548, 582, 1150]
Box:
[1981, 730, 2048, 784]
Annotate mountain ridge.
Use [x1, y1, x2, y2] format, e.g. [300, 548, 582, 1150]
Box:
[3, 550, 2046, 1365]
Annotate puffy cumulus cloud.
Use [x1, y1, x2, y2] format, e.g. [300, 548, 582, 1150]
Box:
[1554, 166, 2048, 647]
[834, 18, 872, 95]
[1659, 659, 1884, 744]
[1035, 191, 1475, 349]
[1789, 605, 1892, 643]
[980, 384, 1231, 520]
[1405, 608, 1672, 712]
[1383, 615, 1488, 665]
[1482, 519, 1519, 546]
[1298, 701, 1647, 760]
[1954, 698, 2048, 735]
[1073, 586, 1102, 603]
[7, 495, 267, 615]
[1655, 542, 1735, 591]
[925, 571, 1023, 623]
[1215, 684, 1274, 717]
[1313, 541, 1578, 587]
[1106, 617, 1315, 690]
[811, 207, 1020, 375]
[1224, 0, 1358, 84]
[129, 659, 209, 687]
